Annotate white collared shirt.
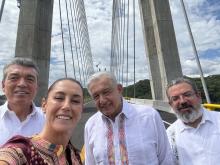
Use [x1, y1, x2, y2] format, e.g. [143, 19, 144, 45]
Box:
[0, 101, 45, 145]
[167, 108, 220, 165]
[84, 100, 173, 165]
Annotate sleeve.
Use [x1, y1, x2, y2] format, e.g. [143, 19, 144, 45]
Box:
[0, 147, 27, 165]
[84, 121, 96, 165]
[153, 110, 174, 165]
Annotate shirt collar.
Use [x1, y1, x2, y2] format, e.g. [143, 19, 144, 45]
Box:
[200, 107, 213, 124]
[0, 101, 9, 119]
[121, 99, 135, 119]
[101, 99, 134, 121]
[0, 101, 38, 119]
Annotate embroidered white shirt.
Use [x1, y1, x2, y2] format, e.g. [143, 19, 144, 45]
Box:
[167, 108, 220, 165]
[84, 100, 173, 165]
[0, 101, 45, 145]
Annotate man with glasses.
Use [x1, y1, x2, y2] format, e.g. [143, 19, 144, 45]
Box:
[166, 77, 220, 165]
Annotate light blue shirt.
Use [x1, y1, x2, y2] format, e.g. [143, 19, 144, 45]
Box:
[0, 101, 45, 145]
[167, 108, 220, 165]
[84, 100, 173, 165]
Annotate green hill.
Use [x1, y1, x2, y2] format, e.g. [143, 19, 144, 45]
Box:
[0, 75, 219, 105]
[123, 74, 220, 104]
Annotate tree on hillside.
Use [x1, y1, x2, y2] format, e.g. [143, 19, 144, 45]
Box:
[123, 75, 220, 103]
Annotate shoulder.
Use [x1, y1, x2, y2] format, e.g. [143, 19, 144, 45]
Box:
[206, 109, 220, 117]
[34, 105, 44, 115]
[32, 106, 45, 121]
[2, 135, 31, 148]
[205, 109, 220, 124]
[124, 102, 165, 129]
[85, 111, 102, 130]
[127, 102, 160, 118]
[0, 135, 30, 164]
[0, 102, 8, 117]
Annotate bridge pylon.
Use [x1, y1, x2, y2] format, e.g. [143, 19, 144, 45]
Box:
[15, 0, 54, 105]
[139, 0, 183, 101]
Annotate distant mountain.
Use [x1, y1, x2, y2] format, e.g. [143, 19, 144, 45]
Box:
[123, 74, 220, 104]
[0, 75, 219, 105]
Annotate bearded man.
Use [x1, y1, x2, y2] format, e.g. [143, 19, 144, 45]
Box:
[166, 77, 220, 165]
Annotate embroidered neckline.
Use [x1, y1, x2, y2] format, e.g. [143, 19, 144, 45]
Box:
[32, 135, 64, 157]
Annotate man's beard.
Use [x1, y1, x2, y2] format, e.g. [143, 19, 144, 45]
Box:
[175, 103, 203, 123]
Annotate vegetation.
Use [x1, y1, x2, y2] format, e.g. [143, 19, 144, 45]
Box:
[0, 75, 219, 104]
[122, 74, 220, 104]
[122, 79, 152, 99]
[83, 88, 92, 102]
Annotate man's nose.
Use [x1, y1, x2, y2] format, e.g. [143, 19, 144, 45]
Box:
[179, 95, 187, 103]
[99, 95, 107, 104]
[17, 78, 27, 87]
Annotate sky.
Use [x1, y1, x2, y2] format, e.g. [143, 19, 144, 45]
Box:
[0, 0, 219, 94]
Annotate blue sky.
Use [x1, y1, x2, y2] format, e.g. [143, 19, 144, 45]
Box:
[0, 0, 219, 93]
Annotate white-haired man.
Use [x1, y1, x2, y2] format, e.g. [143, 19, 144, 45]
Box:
[84, 71, 173, 165]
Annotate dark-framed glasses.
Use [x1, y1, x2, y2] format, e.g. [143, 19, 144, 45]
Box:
[170, 91, 196, 103]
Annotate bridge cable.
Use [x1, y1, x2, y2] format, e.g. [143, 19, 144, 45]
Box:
[64, 0, 77, 79]
[125, 0, 130, 97]
[111, 0, 131, 94]
[72, 0, 88, 85]
[121, 0, 126, 86]
[133, 0, 136, 98]
[111, 0, 117, 76]
[81, 0, 94, 81]
[179, 0, 211, 103]
[118, 0, 122, 83]
[0, 0, 6, 22]
[58, 0, 67, 77]
[78, 0, 89, 84]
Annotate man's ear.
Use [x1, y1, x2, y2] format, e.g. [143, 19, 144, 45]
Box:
[196, 91, 201, 98]
[117, 84, 123, 94]
[168, 100, 172, 106]
[41, 97, 47, 114]
[2, 81, 5, 93]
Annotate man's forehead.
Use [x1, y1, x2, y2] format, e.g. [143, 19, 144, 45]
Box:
[7, 65, 37, 73]
[168, 82, 193, 93]
[90, 82, 114, 94]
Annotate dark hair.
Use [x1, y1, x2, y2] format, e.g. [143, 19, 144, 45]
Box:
[3, 57, 39, 81]
[166, 77, 199, 99]
[45, 78, 84, 99]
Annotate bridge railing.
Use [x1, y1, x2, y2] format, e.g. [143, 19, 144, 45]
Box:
[124, 97, 173, 113]
[203, 104, 220, 111]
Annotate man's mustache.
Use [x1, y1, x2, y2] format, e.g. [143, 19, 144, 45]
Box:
[177, 103, 193, 111]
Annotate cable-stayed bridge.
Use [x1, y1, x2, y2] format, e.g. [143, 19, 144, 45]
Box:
[1, 0, 185, 107]
[1, 0, 218, 155]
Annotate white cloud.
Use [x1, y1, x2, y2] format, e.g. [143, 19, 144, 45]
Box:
[170, 0, 220, 77]
[0, 0, 219, 95]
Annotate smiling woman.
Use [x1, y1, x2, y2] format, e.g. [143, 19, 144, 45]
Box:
[0, 78, 83, 165]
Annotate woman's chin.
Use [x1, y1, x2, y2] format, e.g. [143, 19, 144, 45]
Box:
[53, 125, 75, 135]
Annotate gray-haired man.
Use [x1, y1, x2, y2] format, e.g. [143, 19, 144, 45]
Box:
[166, 77, 220, 165]
[0, 57, 45, 145]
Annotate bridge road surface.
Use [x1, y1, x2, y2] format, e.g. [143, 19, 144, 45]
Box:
[70, 101, 177, 150]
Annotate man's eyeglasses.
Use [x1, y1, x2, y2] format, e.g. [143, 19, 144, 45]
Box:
[169, 91, 196, 103]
